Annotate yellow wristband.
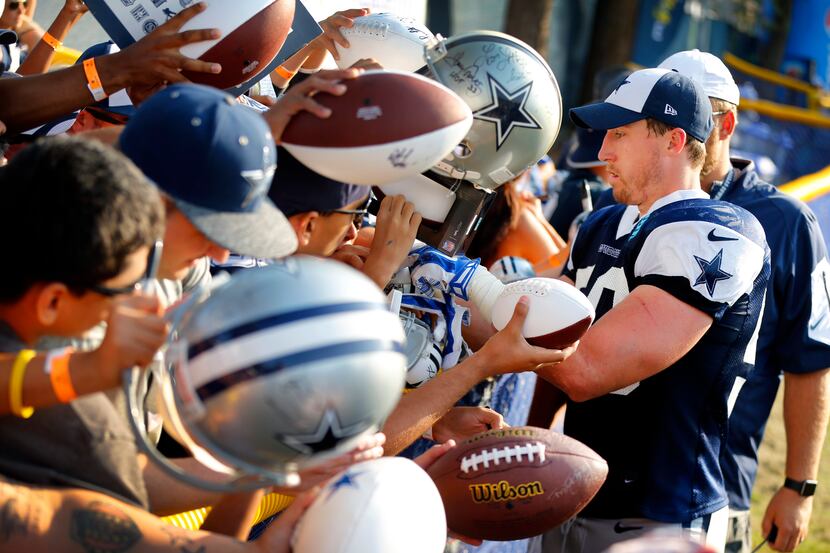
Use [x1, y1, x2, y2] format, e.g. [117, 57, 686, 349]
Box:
[42, 31, 61, 50]
[83, 58, 107, 102]
[274, 65, 296, 80]
[10, 349, 36, 419]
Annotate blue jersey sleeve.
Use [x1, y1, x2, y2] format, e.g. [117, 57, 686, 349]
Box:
[777, 210, 830, 373]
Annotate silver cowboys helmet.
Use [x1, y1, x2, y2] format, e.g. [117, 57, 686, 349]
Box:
[421, 31, 563, 190]
[126, 257, 406, 490]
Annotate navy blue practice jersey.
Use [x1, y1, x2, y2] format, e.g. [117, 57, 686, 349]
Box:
[717, 160, 830, 510]
[561, 189, 770, 523]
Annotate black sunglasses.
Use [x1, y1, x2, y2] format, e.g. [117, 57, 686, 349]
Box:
[324, 193, 374, 228]
[84, 107, 130, 126]
[90, 240, 163, 297]
[8, 1, 27, 11]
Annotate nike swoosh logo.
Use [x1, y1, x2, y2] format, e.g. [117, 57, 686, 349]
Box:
[708, 228, 739, 242]
[811, 313, 827, 331]
[614, 522, 644, 534]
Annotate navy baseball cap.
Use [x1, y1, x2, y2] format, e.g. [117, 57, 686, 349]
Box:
[0, 29, 17, 44]
[269, 147, 368, 216]
[120, 84, 297, 259]
[570, 68, 713, 143]
[566, 127, 606, 169]
[77, 42, 134, 118]
[0, 30, 16, 45]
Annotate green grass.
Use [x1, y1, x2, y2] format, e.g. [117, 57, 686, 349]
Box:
[749, 390, 830, 552]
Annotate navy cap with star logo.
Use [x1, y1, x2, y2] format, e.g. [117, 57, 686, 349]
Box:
[120, 84, 297, 259]
[570, 67, 714, 143]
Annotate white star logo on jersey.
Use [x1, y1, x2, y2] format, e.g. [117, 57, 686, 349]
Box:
[473, 74, 541, 150]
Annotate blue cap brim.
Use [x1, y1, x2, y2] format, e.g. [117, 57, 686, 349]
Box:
[569, 102, 645, 131]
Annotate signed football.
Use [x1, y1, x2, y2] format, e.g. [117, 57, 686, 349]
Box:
[335, 13, 435, 72]
[281, 70, 472, 186]
[180, 0, 295, 90]
[427, 427, 608, 541]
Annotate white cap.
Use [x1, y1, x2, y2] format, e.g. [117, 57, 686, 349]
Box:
[658, 49, 740, 106]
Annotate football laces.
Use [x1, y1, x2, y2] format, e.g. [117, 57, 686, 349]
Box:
[460, 442, 547, 473]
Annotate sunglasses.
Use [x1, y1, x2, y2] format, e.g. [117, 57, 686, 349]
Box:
[8, 1, 27, 11]
[324, 193, 374, 229]
[84, 107, 130, 126]
[90, 240, 163, 297]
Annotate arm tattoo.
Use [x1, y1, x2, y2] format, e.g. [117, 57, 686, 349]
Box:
[70, 501, 142, 553]
[159, 524, 207, 553]
[0, 482, 42, 543]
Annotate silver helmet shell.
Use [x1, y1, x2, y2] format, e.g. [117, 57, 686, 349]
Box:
[159, 257, 406, 482]
[421, 31, 563, 190]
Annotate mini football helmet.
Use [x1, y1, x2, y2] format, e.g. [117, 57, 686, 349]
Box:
[421, 31, 563, 190]
[489, 256, 536, 284]
[126, 257, 406, 490]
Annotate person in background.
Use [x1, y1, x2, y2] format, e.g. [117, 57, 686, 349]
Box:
[0, 0, 42, 56]
[657, 49, 830, 553]
[548, 126, 611, 240]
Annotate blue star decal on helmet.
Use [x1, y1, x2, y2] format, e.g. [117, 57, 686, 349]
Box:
[275, 408, 366, 455]
[326, 471, 362, 501]
[693, 249, 732, 296]
[473, 74, 540, 150]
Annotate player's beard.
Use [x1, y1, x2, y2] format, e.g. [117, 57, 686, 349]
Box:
[700, 130, 720, 178]
[609, 153, 661, 207]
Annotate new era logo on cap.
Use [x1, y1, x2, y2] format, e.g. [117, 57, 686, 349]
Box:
[569, 67, 714, 143]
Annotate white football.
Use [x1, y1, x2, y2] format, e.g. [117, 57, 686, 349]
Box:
[292, 457, 446, 553]
[335, 13, 436, 72]
[491, 278, 595, 349]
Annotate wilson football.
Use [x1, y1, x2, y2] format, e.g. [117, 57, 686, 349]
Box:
[334, 13, 435, 72]
[491, 277, 594, 349]
[426, 427, 608, 541]
[281, 70, 473, 186]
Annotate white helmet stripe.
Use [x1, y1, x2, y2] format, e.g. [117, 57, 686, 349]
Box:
[187, 308, 403, 389]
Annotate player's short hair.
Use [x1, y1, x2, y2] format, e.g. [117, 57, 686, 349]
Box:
[710, 97, 738, 126]
[645, 117, 706, 168]
[0, 136, 164, 302]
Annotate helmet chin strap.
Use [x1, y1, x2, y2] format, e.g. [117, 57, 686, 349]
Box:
[432, 159, 482, 183]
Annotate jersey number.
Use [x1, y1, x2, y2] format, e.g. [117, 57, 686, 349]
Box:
[574, 265, 639, 396]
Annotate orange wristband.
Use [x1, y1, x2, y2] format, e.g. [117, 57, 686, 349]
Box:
[42, 31, 61, 50]
[46, 348, 77, 403]
[83, 58, 107, 102]
[274, 65, 296, 80]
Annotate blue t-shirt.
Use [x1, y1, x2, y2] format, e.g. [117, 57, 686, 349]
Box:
[716, 160, 830, 510]
[562, 189, 770, 522]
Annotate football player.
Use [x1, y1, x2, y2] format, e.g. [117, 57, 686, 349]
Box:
[657, 50, 830, 553]
[530, 68, 770, 553]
